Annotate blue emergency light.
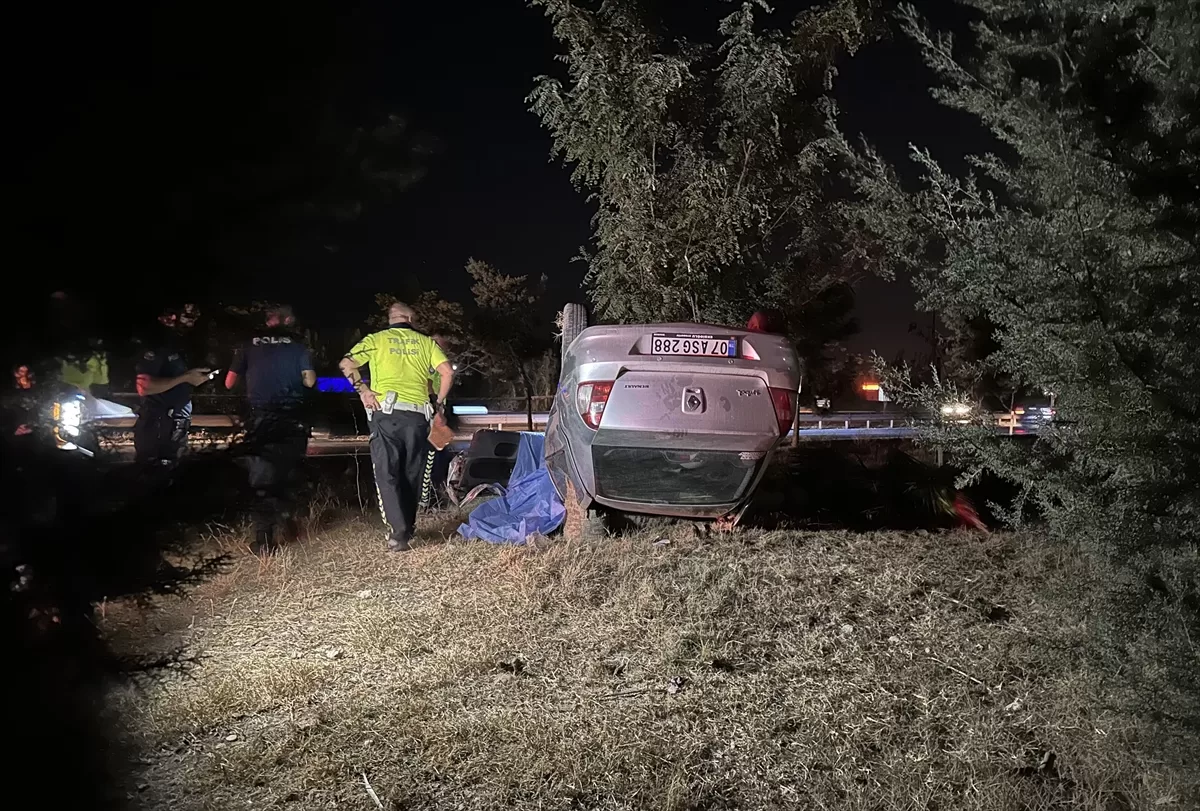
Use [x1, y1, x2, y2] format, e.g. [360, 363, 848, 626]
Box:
[316, 377, 359, 393]
[315, 378, 489, 417]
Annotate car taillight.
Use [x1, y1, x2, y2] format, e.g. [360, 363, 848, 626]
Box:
[576, 381, 613, 429]
[768, 387, 796, 437]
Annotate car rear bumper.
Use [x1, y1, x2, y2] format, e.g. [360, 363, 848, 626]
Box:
[547, 437, 776, 520]
[592, 428, 780, 453]
[590, 495, 740, 519]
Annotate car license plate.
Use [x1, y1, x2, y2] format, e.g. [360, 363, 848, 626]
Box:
[649, 334, 737, 357]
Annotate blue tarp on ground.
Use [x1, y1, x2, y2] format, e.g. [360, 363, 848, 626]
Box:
[456, 432, 566, 544]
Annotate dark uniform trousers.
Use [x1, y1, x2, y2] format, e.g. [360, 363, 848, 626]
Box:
[420, 447, 455, 509]
[419, 394, 455, 509]
[242, 408, 309, 538]
[369, 409, 430, 544]
[133, 407, 191, 466]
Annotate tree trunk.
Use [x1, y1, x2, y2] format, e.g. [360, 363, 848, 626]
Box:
[931, 312, 942, 380]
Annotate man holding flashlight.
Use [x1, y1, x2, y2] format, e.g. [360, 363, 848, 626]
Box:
[133, 304, 213, 467]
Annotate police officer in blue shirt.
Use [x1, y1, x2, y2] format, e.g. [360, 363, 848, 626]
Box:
[134, 304, 212, 466]
[225, 305, 316, 555]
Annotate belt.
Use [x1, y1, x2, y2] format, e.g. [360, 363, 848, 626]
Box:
[368, 393, 432, 421]
[389, 400, 429, 415]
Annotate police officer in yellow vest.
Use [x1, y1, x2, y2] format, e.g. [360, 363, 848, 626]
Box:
[45, 292, 111, 397]
[58, 345, 109, 397]
[340, 301, 454, 551]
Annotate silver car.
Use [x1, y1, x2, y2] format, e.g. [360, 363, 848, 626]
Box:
[544, 307, 800, 524]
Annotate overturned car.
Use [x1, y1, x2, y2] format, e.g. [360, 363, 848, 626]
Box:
[544, 305, 800, 525]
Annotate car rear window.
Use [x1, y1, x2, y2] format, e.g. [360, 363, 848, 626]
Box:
[592, 447, 760, 506]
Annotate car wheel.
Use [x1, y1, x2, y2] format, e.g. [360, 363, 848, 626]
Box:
[560, 303, 588, 365]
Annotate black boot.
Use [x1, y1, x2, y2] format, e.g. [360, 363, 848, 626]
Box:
[252, 527, 279, 556]
[282, 515, 302, 544]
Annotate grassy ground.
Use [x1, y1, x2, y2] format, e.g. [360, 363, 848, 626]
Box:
[102, 507, 1198, 811]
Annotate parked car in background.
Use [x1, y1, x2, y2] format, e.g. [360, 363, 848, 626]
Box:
[544, 305, 800, 526]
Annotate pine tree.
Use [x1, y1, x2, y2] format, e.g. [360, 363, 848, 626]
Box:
[848, 1, 1200, 620]
[528, 0, 884, 334]
[467, 259, 555, 429]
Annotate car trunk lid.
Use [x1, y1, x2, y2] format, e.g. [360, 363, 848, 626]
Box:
[593, 370, 779, 450]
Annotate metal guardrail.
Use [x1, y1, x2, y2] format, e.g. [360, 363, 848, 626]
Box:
[86, 412, 551, 435]
[82, 409, 1041, 459]
[788, 412, 1043, 442]
[82, 413, 552, 459]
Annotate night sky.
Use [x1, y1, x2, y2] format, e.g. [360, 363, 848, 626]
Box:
[11, 0, 982, 359]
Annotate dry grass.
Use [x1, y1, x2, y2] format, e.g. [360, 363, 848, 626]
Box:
[102, 509, 1199, 810]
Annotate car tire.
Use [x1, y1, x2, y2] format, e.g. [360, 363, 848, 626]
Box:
[560, 303, 588, 361]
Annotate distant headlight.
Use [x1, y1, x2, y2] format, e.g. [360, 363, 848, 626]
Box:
[941, 402, 971, 417]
